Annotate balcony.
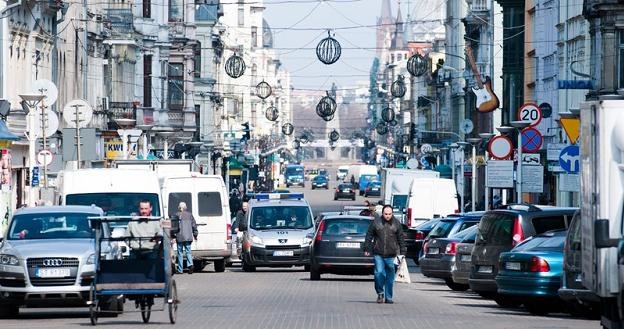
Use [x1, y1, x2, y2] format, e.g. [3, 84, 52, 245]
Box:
[467, 0, 489, 12]
[107, 102, 136, 128]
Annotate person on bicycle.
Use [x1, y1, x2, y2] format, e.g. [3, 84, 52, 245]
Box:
[126, 199, 162, 258]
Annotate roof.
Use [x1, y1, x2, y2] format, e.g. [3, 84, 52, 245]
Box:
[14, 205, 104, 215]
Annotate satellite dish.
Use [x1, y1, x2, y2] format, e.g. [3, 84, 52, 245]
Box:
[63, 99, 93, 128]
[32, 79, 59, 107]
[406, 158, 419, 169]
[33, 110, 59, 138]
[459, 119, 474, 134]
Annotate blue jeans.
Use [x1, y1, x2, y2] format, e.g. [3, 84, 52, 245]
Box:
[176, 241, 193, 273]
[373, 255, 396, 301]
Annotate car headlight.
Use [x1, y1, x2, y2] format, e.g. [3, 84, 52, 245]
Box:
[86, 253, 96, 265]
[302, 236, 313, 246]
[250, 235, 263, 245]
[0, 254, 20, 266]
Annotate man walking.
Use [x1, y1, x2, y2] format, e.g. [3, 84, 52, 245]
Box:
[364, 205, 406, 304]
[175, 202, 198, 274]
[236, 201, 248, 232]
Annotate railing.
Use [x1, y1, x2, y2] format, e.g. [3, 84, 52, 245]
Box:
[469, 0, 489, 11]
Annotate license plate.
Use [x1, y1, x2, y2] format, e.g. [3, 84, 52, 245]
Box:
[342, 189, 351, 192]
[336, 242, 360, 249]
[575, 273, 583, 282]
[505, 262, 521, 271]
[371, 188, 379, 191]
[461, 254, 472, 262]
[273, 250, 294, 257]
[428, 247, 439, 255]
[478, 265, 493, 273]
[36, 268, 71, 278]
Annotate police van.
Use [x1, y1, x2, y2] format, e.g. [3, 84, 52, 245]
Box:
[239, 193, 315, 272]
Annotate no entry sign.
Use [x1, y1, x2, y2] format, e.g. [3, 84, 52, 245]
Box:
[488, 135, 514, 160]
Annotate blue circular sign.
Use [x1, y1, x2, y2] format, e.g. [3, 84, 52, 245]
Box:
[521, 127, 543, 153]
[559, 145, 580, 173]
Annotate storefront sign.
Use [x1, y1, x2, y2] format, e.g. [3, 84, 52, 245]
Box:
[105, 140, 125, 159]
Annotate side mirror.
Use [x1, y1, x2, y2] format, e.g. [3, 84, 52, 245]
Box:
[170, 216, 180, 235]
[121, 246, 127, 253]
[595, 219, 619, 248]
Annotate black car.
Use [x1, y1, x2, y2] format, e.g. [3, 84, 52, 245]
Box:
[451, 227, 479, 290]
[419, 212, 483, 262]
[420, 225, 478, 291]
[406, 219, 441, 263]
[469, 204, 577, 305]
[363, 181, 381, 197]
[311, 175, 329, 190]
[309, 216, 374, 280]
[334, 183, 356, 201]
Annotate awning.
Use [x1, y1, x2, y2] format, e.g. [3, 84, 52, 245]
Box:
[0, 120, 19, 141]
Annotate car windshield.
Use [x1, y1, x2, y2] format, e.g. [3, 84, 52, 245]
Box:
[512, 233, 566, 252]
[429, 220, 455, 237]
[314, 176, 328, 182]
[286, 167, 304, 176]
[476, 213, 515, 245]
[338, 169, 348, 173]
[338, 184, 353, 189]
[323, 218, 370, 235]
[416, 219, 440, 231]
[250, 206, 313, 230]
[460, 226, 479, 243]
[450, 225, 478, 240]
[8, 212, 97, 240]
[66, 193, 161, 227]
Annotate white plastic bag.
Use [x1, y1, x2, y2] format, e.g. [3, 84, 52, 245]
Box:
[395, 257, 411, 284]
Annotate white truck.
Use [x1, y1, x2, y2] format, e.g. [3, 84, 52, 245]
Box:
[380, 168, 440, 211]
[579, 98, 624, 328]
[347, 165, 377, 185]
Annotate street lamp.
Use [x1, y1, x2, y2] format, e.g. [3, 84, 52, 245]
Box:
[158, 131, 176, 159]
[479, 133, 496, 210]
[467, 137, 482, 212]
[456, 141, 470, 213]
[136, 124, 154, 159]
[19, 93, 45, 207]
[509, 121, 532, 203]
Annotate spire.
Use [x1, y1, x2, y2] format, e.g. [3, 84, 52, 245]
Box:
[396, 1, 403, 29]
[404, 0, 413, 42]
[380, 0, 393, 25]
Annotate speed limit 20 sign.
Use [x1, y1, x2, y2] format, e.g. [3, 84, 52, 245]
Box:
[518, 103, 543, 127]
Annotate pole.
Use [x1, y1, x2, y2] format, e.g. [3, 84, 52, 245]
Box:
[484, 149, 490, 210]
[82, 0, 88, 102]
[460, 148, 465, 213]
[226, 160, 230, 192]
[516, 129, 523, 203]
[27, 109, 36, 206]
[163, 138, 169, 160]
[471, 145, 476, 212]
[40, 102, 48, 188]
[451, 149, 456, 193]
[72, 105, 82, 167]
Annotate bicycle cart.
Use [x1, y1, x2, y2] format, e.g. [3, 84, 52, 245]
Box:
[88, 216, 178, 325]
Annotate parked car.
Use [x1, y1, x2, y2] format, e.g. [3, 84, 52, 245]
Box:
[420, 212, 483, 261]
[334, 183, 356, 201]
[309, 216, 374, 280]
[496, 230, 567, 315]
[363, 181, 382, 197]
[469, 204, 577, 305]
[336, 165, 349, 181]
[406, 219, 441, 263]
[420, 226, 478, 291]
[451, 226, 479, 290]
[0, 206, 124, 318]
[311, 175, 329, 190]
[358, 175, 379, 196]
[314, 212, 341, 227]
[558, 211, 601, 317]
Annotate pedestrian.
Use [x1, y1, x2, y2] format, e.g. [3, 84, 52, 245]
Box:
[364, 205, 406, 304]
[350, 175, 355, 186]
[174, 201, 198, 274]
[229, 190, 241, 218]
[126, 200, 162, 259]
[236, 201, 248, 231]
[359, 200, 377, 218]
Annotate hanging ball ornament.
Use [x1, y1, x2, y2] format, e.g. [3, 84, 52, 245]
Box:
[389, 119, 398, 127]
[256, 81, 272, 100]
[265, 105, 279, 122]
[225, 53, 246, 78]
[316, 31, 342, 65]
[381, 107, 395, 123]
[329, 129, 340, 142]
[299, 134, 310, 144]
[391, 75, 407, 98]
[281, 123, 294, 136]
[321, 113, 335, 122]
[316, 92, 337, 118]
[376, 123, 389, 135]
[407, 53, 428, 77]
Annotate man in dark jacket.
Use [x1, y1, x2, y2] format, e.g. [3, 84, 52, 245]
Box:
[175, 202, 198, 274]
[364, 205, 406, 304]
[236, 201, 248, 232]
[359, 200, 377, 218]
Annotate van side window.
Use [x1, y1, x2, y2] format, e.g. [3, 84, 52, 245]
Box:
[531, 216, 567, 234]
[169, 193, 192, 218]
[198, 192, 223, 216]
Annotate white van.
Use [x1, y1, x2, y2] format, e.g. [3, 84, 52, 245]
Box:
[405, 178, 459, 228]
[161, 173, 231, 272]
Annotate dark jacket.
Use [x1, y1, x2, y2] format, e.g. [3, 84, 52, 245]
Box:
[175, 210, 198, 243]
[364, 216, 406, 257]
[236, 210, 247, 231]
[359, 209, 376, 217]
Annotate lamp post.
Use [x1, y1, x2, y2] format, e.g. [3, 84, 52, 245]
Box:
[509, 121, 532, 203]
[479, 133, 496, 210]
[136, 124, 154, 159]
[158, 132, 176, 159]
[467, 138, 482, 212]
[19, 94, 45, 207]
[456, 141, 470, 213]
[449, 143, 460, 194]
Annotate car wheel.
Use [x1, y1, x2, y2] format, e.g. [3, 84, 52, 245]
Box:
[412, 257, 419, 265]
[213, 259, 226, 273]
[193, 260, 207, 272]
[494, 295, 523, 308]
[0, 305, 19, 318]
[334, 196, 338, 201]
[444, 278, 469, 291]
[352, 196, 356, 201]
[242, 258, 256, 272]
[304, 265, 310, 272]
[310, 268, 321, 281]
[525, 301, 550, 315]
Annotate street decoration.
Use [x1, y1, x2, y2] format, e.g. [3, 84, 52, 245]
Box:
[256, 81, 272, 100]
[376, 123, 388, 135]
[391, 75, 406, 98]
[281, 123, 294, 136]
[407, 53, 427, 77]
[389, 119, 398, 127]
[265, 105, 279, 122]
[381, 107, 395, 123]
[316, 31, 341, 65]
[225, 53, 246, 78]
[465, 46, 499, 113]
[316, 92, 337, 118]
[329, 129, 340, 142]
[321, 113, 334, 122]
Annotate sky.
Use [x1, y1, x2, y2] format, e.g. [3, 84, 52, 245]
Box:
[263, 0, 391, 91]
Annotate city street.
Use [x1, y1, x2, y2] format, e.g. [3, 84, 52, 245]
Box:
[0, 178, 598, 329]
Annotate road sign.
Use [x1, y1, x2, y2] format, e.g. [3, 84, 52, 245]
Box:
[488, 135, 514, 160]
[518, 103, 543, 127]
[420, 143, 433, 154]
[406, 158, 419, 169]
[31, 166, 39, 187]
[486, 160, 514, 188]
[560, 173, 580, 192]
[547, 143, 567, 161]
[37, 150, 53, 166]
[539, 102, 553, 118]
[63, 99, 93, 128]
[521, 165, 544, 193]
[420, 157, 430, 168]
[559, 117, 580, 144]
[521, 127, 543, 153]
[521, 153, 540, 165]
[559, 145, 580, 173]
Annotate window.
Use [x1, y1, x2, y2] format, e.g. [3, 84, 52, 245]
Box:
[238, 5, 244, 27]
[193, 43, 201, 78]
[143, 0, 150, 18]
[251, 26, 258, 47]
[195, 1, 218, 22]
[169, 0, 183, 22]
[619, 31, 624, 88]
[250, 206, 313, 230]
[531, 215, 568, 234]
[168, 63, 184, 109]
[323, 219, 370, 235]
[143, 55, 152, 107]
[429, 220, 455, 238]
[476, 214, 515, 245]
[66, 193, 161, 217]
[198, 192, 223, 216]
[168, 192, 192, 218]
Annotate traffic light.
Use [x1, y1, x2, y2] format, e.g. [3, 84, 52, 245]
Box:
[409, 123, 417, 142]
[25, 168, 30, 186]
[241, 122, 250, 140]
